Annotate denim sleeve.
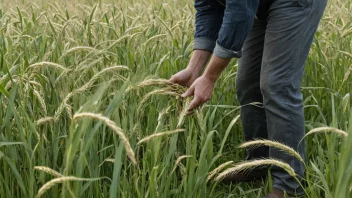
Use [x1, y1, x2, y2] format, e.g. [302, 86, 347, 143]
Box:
[194, 0, 225, 52]
[213, 0, 259, 58]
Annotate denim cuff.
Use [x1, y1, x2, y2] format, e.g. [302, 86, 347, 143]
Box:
[194, 37, 216, 52]
[213, 41, 242, 59]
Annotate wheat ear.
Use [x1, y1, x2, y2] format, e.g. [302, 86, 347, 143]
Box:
[215, 159, 296, 181]
[37, 176, 104, 197]
[137, 129, 184, 145]
[73, 113, 136, 165]
[126, 78, 170, 92]
[27, 62, 69, 72]
[207, 161, 234, 181]
[34, 166, 63, 178]
[36, 117, 55, 126]
[305, 127, 348, 138]
[239, 140, 304, 162]
[137, 88, 179, 115]
[170, 155, 192, 175]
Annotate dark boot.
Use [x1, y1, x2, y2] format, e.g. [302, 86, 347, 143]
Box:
[263, 188, 302, 198]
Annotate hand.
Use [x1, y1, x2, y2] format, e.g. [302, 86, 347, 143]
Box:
[169, 50, 212, 87]
[169, 68, 200, 87]
[181, 75, 215, 111]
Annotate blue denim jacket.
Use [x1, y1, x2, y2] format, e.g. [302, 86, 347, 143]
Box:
[194, 0, 261, 58]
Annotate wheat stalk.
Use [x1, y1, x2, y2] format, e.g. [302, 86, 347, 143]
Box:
[170, 155, 192, 175]
[5, 78, 18, 90]
[65, 104, 73, 119]
[36, 117, 55, 126]
[33, 89, 47, 115]
[60, 46, 98, 58]
[239, 140, 304, 162]
[177, 98, 191, 128]
[127, 78, 170, 92]
[76, 66, 128, 93]
[54, 66, 129, 121]
[207, 161, 234, 181]
[137, 88, 179, 115]
[215, 159, 296, 181]
[137, 129, 184, 145]
[126, 78, 186, 94]
[27, 62, 69, 72]
[155, 106, 171, 132]
[36, 176, 104, 197]
[54, 92, 74, 121]
[34, 166, 63, 178]
[73, 113, 136, 165]
[305, 127, 348, 138]
[338, 65, 352, 92]
[29, 80, 43, 88]
[88, 65, 129, 82]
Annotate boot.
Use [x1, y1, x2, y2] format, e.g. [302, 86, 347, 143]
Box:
[263, 188, 302, 198]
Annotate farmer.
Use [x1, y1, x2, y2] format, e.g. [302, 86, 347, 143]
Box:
[169, 0, 327, 197]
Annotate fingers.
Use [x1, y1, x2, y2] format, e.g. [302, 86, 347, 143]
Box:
[187, 94, 211, 111]
[181, 86, 194, 98]
[181, 86, 200, 111]
[188, 96, 202, 111]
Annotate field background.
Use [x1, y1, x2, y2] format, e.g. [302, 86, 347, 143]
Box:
[0, 0, 352, 197]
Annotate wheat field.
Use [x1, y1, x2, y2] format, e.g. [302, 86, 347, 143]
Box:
[0, 0, 351, 197]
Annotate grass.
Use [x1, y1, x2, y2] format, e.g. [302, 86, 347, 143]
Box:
[0, 0, 351, 197]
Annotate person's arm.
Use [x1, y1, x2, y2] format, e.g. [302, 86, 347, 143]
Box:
[181, 55, 231, 110]
[169, 50, 212, 87]
[213, 0, 259, 59]
[169, 0, 225, 86]
[193, 0, 225, 53]
[183, 0, 259, 111]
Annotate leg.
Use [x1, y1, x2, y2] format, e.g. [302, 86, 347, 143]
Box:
[236, 18, 268, 160]
[261, 0, 327, 195]
[220, 18, 268, 184]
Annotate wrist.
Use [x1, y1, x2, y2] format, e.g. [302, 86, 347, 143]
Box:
[203, 71, 219, 82]
[202, 55, 231, 82]
[186, 63, 203, 75]
[186, 50, 212, 73]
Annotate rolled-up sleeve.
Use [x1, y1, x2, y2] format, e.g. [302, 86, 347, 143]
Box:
[194, 0, 225, 52]
[213, 0, 259, 58]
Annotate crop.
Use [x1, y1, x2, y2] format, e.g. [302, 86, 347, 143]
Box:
[0, 0, 351, 197]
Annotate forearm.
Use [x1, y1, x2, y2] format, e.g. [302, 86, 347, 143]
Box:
[187, 50, 212, 75]
[202, 0, 259, 81]
[190, 0, 259, 83]
[203, 55, 231, 82]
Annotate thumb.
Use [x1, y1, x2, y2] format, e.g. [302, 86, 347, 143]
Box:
[181, 86, 195, 98]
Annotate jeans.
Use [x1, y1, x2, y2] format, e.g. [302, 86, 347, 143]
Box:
[236, 0, 327, 195]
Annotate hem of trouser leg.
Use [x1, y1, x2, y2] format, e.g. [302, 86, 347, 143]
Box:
[273, 184, 304, 197]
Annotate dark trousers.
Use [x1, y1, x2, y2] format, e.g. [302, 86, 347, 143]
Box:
[236, 0, 327, 194]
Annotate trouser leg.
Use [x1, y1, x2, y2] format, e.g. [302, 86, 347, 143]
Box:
[236, 19, 268, 160]
[261, 0, 327, 194]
